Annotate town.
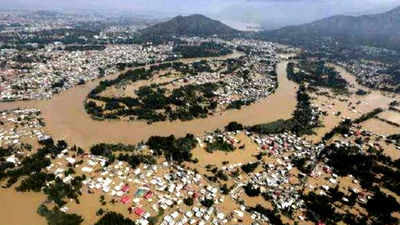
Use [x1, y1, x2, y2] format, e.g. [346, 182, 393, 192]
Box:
[1, 6, 400, 225]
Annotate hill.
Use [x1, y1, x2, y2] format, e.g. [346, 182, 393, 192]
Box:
[259, 6, 400, 51]
[139, 14, 239, 42]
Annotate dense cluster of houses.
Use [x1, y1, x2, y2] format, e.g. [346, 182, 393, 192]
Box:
[185, 44, 278, 107]
[248, 133, 323, 211]
[1, 112, 398, 224]
[337, 60, 395, 90]
[0, 44, 175, 101]
[0, 108, 48, 147]
[45, 149, 253, 225]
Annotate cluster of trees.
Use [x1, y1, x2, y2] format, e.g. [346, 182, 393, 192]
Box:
[37, 205, 83, 225]
[227, 99, 254, 110]
[322, 142, 400, 203]
[244, 183, 261, 197]
[241, 162, 259, 173]
[43, 176, 85, 207]
[287, 60, 348, 91]
[302, 175, 400, 224]
[92, 82, 220, 123]
[88, 67, 151, 98]
[146, 134, 197, 163]
[86, 61, 223, 123]
[90, 143, 156, 168]
[94, 212, 135, 225]
[224, 121, 244, 132]
[353, 107, 384, 123]
[16, 172, 55, 192]
[322, 119, 352, 141]
[90, 143, 137, 156]
[0, 140, 91, 224]
[366, 189, 400, 224]
[206, 136, 236, 153]
[117, 154, 156, 169]
[90, 134, 198, 169]
[247, 204, 286, 225]
[173, 42, 232, 58]
[0, 140, 68, 188]
[200, 198, 215, 208]
[249, 119, 292, 135]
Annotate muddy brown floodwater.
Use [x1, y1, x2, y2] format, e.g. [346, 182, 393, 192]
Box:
[0, 60, 297, 150]
[0, 188, 47, 225]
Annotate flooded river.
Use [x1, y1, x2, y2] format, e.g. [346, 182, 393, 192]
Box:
[0, 60, 297, 149]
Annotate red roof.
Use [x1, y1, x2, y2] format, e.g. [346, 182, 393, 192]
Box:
[134, 207, 145, 216]
[122, 185, 129, 192]
[121, 195, 130, 204]
[144, 191, 153, 199]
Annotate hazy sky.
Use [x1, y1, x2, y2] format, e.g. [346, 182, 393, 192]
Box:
[2, 0, 400, 28]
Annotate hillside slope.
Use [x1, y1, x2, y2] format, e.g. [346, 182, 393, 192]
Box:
[260, 6, 400, 50]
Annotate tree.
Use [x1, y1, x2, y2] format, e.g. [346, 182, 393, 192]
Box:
[244, 183, 260, 197]
[292, 84, 315, 135]
[184, 197, 194, 206]
[367, 190, 400, 218]
[201, 198, 214, 208]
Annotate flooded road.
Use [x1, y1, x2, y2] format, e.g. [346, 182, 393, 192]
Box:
[0, 61, 298, 149]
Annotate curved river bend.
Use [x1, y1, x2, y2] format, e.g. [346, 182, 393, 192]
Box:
[0, 61, 297, 149]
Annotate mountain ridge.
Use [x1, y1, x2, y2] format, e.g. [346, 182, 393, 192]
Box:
[139, 14, 239, 39]
[259, 5, 400, 51]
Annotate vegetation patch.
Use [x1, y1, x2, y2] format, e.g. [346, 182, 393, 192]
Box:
[94, 212, 135, 225]
[37, 205, 83, 225]
[287, 60, 348, 91]
[173, 42, 232, 58]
